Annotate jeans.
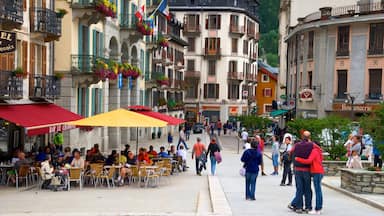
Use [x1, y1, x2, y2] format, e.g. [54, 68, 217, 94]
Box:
[291, 170, 312, 210]
[312, 174, 323, 211]
[245, 172, 258, 199]
[177, 139, 189, 150]
[272, 154, 279, 167]
[281, 162, 292, 184]
[210, 156, 217, 175]
[217, 128, 221, 136]
[374, 155, 383, 168]
[195, 157, 202, 174]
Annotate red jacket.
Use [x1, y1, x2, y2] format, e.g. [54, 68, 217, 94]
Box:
[295, 144, 324, 174]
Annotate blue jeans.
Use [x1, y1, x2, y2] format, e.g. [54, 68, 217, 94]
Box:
[210, 156, 217, 175]
[313, 174, 323, 211]
[272, 153, 279, 167]
[291, 170, 312, 210]
[177, 139, 189, 150]
[245, 172, 258, 200]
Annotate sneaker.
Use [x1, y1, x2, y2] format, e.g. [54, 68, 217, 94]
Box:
[287, 204, 295, 211]
[308, 210, 322, 215]
[280, 183, 286, 186]
[286, 183, 292, 186]
[262, 172, 267, 176]
[295, 209, 305, 214]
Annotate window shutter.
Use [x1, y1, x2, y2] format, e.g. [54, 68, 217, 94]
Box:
[197, 15, 200, 25]
[29, 43, 35, 96]
[93, 30, 97, 57]
[263, 88, 266, 97]
[98, 89, 103, 113]
[7, 53, 15, 70]
[77, 88, 82, 115]
[100, 33, 104, 57]
[217, 38, 220, 49]
[29, 0, 34, 8]
[22, 41, 28, 72]
[78, 24, 83, 55]
[203, 84, 208, 98]
[205, 38, 208, 53]
[91, 88, 96, 116]
[42, 0, 46, 8]
[42, 45, 46, 76]
[205, 17, 208, 29]
[85, 88, 89, 117]
[218, 15, 221, 29]
[23, 0, 26, 11]
[215, 84, 219, 98]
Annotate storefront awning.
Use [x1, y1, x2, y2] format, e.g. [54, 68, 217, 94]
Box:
[270, 109, 288, 117]
[136, 110, 186, 126]
[0, 103, 82, 136]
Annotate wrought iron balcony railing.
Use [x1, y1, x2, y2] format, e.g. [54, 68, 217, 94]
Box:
[30, 7, 62, 42]
[229, 24, 245, 35]
[120, 13, 139, 29]
[203, 48, 221, 59]
[0, 71, 23, 99]
[185, 70, 200, 78]
[70, 0, 96, 8]
[368, 48, 384, 56]
[336, 48, 350, 57]
[0, 0, 23, 26]
[71, 55, 98, 73]
[228, 72, 244, 80]
[183, 24, 201, 36]
[30, 75, 61, 100]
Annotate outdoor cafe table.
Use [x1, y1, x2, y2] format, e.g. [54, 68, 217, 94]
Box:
[0, 164, 14, 185]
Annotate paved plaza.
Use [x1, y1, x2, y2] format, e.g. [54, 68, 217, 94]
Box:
[0, 133, 383, 216]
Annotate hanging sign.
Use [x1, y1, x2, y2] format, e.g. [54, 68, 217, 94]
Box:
[299, 89, 314, 102]
[0, 31, 16, 53]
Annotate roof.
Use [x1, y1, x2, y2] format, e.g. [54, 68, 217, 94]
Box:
[258, 61, 278, 81]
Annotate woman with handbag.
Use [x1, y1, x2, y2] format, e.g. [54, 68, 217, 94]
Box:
[241, 141, 262, 201]
[206, 138, 221, 175]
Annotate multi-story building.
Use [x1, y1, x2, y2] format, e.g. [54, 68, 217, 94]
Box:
[284, 0, 384, 119]
[256, 61, 278, 116]
[169, 0, 259, 124]
[0, 0, 63, 153]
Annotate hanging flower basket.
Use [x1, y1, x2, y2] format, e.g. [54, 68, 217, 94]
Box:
[95, 0, 117, 18]
[12, 67, 28, 79]
[54, 72, 64, 80]
[120, 63, 142, 80]
[56, 8, 68, 18]
[156, 76, 169, 86]
[136, 21, 153, 35]
[158, 37, 169, 47]
[95, 59, 111, 81]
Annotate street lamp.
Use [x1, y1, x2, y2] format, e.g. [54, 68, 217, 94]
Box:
[344, 92, 355, 119]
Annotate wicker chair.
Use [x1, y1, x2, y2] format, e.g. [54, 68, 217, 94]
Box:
[68, 168, 83, 191]
[97, 167, 116, 188]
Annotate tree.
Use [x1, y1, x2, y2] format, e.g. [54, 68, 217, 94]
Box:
[360, 103, 384, 159]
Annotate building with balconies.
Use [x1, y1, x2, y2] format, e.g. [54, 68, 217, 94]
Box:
[284, 0, 384, 120]
[170, 0, 259, 123]
[0, 0, 64, 154]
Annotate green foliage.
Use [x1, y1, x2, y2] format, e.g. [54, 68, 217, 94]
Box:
[259, 30, 279, 55]
[259, 0, 279, 34]
[323, 144, 347, 161]
[360, 103, 384, 158]
[238, 115, 272, 132]
[287, 118, 325, 142]
[265, 53, 279, 67]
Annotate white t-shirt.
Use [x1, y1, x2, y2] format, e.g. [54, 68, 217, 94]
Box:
[177, 149, 187, 161]
[244, 142, 251, 149]
[179, 130, 186, 140]
[241, 131, 249, 141]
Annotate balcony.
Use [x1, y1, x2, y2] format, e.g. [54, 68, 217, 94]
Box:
[246, 73, 257, 83]
[0, 71, 23, 100]
[336, 48, 350, 57]
[203, 48, 221, 59]
[229, 24, 245, 36]
[368, 48, 384, 56]
[71, 55, 98, 73]
[228, 72, 244, 81]
[185, 71, 200, 79]
[30, 8, 62, 42]
[146, 0, 161, 13]
[250, 52, 257, 62]
[183, 24, 201, 36]
[247, 29, 256, 39]
[29, 75, 61, 100]
[0, 0, 23, 29]
[71, 0, 116, 24]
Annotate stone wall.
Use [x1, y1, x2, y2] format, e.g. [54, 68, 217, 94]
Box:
[340, 168, 384, 194]
[323, 160, 371, 176]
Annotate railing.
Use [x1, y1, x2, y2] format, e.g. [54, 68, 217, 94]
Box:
[368, 48, 384, 56]
[70, 0, 96, 8]
[30, 8, 62, 39]
[71, 55, 98, 73]
[0, 0, 23, 25]
[185, 71, 200, 78]
[183, 24, 201, 34]
[228, 72, 244, 80]
[30, 75, 60, 99]
[203, 48, 221, 58]
[0, 71, 23, 99]
[336, 49, 350, 57]
[367, 92, 382, 100]
[120, 13, 139, 29]
[229, 24, 245, 34]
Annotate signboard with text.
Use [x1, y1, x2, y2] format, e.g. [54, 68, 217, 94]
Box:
[299, 89, 314, 102]
[0, 31, 16, 53]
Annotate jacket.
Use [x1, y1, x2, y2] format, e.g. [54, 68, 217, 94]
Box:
[40, 160, 54, 180]
[292, 140, 313, 171]
[295, 144, 324, 174]
[241, 148, 262, 174]
[206, 143, 220, 157]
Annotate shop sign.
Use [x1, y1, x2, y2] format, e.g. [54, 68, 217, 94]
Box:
[0, 31, 16, 53]
[299, 89, 314, 102]
[229, 107, 238, 114]
[340, 104, 372, 111]
[49, 124, 76, 133]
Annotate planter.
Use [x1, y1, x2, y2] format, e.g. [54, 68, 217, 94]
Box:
[323, 160, 371, 176]
[340, 168, 384, 194]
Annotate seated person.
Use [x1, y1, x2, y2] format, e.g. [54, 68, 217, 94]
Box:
[147, 145, 158, 158]
[63, 147, 73, 164]
[40, 155, 54, 189]
[9, 151, 32, 183]
[70, 149, 85, 169]
[52, 153, 65, 169]
[105, 150, 117, 166]
[138, 148, 152, 164]
[122, 144, 131, 158]
[177, 145, 187, 162]
[126, 152, 137, 165]
[168, 145, 177, 158]
[158, 146, 171, 158]
[118, 151, 127, 165]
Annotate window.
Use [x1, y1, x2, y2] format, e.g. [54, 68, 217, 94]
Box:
[263, 88, 272, 97]
[208, 60, 216, 76]
[262, 74, 269, 83]
[229, 61, 237, 72]
[308, 31, 314, 59]
[204, 83, 219, 99]
[91, 88, 103, 115]
[337, 70, 348, 99]
[243, 40, 248, 55]
[187, 37, 195, 52]
[232, 38, 238, 53]
[228, 83, 239, 99]
[186, 14, 200, 30]
[206, 15, 221, 29]
[230, 15, 239, 26]
[186, 84, 198, 99]
[368, 23, 384, 55]
[265, 104, 273, 113]
[187, 59, 195, 71]
[369, 69, 382, 99]
[308, 71, 313, 89]
[337, 26, 350, 56]
[77, 87, 89, 117]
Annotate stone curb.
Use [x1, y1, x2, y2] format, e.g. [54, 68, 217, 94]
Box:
[322, 181, 384, 211]
[208, 176, 233, 216]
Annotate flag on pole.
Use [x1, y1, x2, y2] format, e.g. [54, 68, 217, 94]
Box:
[135, 5, 145, 21]
[158, 0, 170, 21]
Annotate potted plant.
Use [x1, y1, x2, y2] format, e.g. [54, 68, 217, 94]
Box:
[12, 67, 28, 79]
[95, 0, 117, 18]
[95, 59, 110, 81]
[56, 8, 68, 18]
[54, 72, 64, 80]
[158, 97, 167, 106]
[158, 37, 169, 47]
[156, 75, 169, 86]
[136, 21, 153, 35]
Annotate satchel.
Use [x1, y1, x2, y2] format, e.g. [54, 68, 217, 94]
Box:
[239, 167, 246, 177]
[214, 151, 222, 164]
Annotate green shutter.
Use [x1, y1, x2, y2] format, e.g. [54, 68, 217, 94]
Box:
[78, 24, 83, 55]
[99, 33, 104, 58]
[77, 88, 82, 115]
[140, 90, 144, 105]
[91, 88, 96, 116]
[85, 88, 89, 117]
[98, 88, 103, 113]
[93, 30, 97, 57]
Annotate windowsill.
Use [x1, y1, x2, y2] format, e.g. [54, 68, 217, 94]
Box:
[333, 98, 347, 103]
[335, 55, 350, 59]
[365, 99, 383, 103]
[367, 54, 384, 57]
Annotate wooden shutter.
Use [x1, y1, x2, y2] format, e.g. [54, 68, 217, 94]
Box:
[205, 17, 208, 29]
[7, 53, 15, 70]
[0, 54, 7, 70]
[217, 38, 220, 50]
[92, 30, 97, 57]
[29, 43, 35, 96]
[218, 15, 221, 29]
[91, 88, 96, 116]
[22, 41, 28, 72]
[42, 0, 46, 8]
[23, 0, 26, 11]
[203, 84, 207, 98]
[205, 38, 208, 54]
[215, 84, 219, 98]
[29, 0, 35, 8]
[77, 88, 82, 115]
[42, 45, 46, 76]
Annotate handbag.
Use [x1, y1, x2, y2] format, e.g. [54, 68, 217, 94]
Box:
[50, 176, 61, 186]
[214, 151, 222, 164]
[239, 167, 246, 177]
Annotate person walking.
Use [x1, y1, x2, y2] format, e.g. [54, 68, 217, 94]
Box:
[280, 136, 293, 186]
[241, 128, 249, 147]
[177, 127, 189, 150]
[192, 137, 206, 176]
[206, 138, 221, 175]
[255, 135, 267, 176]
[241, 141, 262, 201]
[288, 131, 314, 214]
[295, 142, 324, 215]
[216, 120, 222, 136]
[271, 135, 280, 175]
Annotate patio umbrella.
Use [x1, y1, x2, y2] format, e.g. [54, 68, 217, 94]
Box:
[127, 105, 186, 125]
[69, 108, 167, 155]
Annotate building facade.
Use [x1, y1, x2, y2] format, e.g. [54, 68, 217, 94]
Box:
[285, 1, 384, 119]
[0, 0, 63, 153]
[256, 61, 278, 116]
[169, 0, 259, 124]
